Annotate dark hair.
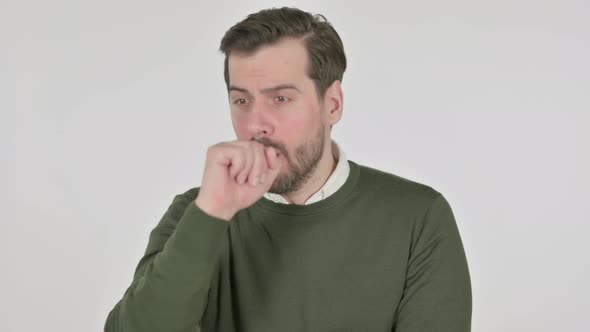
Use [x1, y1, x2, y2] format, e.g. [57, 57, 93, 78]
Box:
[219, 7, 347, 100]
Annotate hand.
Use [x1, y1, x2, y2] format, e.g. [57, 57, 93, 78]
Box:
[195, 140, 282, 221]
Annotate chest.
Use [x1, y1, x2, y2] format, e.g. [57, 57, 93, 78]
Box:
[201, 216, 410, 331]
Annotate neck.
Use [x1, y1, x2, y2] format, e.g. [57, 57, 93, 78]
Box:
[282, 142, 337, 205]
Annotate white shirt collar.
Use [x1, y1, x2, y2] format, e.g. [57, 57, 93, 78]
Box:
[263, 139, 350, 205]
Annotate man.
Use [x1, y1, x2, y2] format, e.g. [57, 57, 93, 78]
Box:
[105, 7, 472, 332]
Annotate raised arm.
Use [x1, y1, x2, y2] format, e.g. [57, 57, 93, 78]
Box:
[104, 189, 230, 332]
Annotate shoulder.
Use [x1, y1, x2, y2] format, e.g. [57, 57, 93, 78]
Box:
[352, 160, 444, 209]
[351, 161, 459, 236]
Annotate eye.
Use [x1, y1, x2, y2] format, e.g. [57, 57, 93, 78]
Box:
[234, 98, 248, 105]
[276, 96, 290, 102]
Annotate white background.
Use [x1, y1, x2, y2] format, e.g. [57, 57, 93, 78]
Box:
[2, 0, 588, 331]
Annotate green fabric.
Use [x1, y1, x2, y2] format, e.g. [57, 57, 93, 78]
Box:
[105, 160, 472, 332]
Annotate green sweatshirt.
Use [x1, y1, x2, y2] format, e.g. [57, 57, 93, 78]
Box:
[104, 160, 472, 332]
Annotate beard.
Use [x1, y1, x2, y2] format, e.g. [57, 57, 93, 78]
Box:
[253, 123, 326, 195]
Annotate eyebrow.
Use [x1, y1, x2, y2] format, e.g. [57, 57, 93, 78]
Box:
[228, 84, 301, 95]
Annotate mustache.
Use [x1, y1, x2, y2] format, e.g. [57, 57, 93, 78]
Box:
[251, 137, 288, 158]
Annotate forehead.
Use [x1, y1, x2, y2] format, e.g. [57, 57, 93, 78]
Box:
[227, 37, 310, 87]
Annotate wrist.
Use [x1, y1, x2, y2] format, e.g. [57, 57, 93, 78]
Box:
[194, 197, 234, 222]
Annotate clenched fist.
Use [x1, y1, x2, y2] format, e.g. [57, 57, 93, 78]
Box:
[195, 140, 283, 221]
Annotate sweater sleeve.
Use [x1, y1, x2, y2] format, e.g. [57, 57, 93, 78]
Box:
[393, 192, 472, 332]
[104, 188, 230, 332]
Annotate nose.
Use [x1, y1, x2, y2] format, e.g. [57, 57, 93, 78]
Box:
[246, 101, 274, 140]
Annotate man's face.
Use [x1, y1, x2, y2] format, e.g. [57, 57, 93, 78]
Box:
[227, 37, 328, 195]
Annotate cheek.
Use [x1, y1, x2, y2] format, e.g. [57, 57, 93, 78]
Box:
[230, 114, 250, 139]
[278, 114, 308, 140]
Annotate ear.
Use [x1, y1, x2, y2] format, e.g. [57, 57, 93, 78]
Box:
[322, 80, 344, 128]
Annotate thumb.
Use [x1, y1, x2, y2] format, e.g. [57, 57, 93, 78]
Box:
[264, 146, 282, 176]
